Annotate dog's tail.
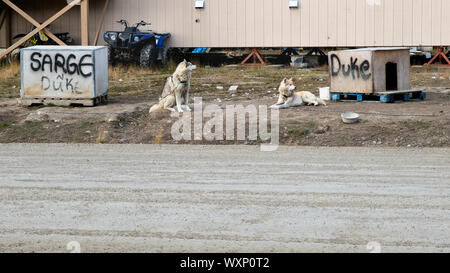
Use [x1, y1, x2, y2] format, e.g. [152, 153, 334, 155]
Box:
[149, 102, 162, 113]
[318, 98, 327, 106]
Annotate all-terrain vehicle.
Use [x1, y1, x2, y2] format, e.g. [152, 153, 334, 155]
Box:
[104, 20, 171, 68]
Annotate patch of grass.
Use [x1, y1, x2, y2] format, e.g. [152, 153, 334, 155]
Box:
[96, 130, 109, 144]
[287, 121, 318, 138]
[2, 121, 44, 142]
[109, 85, 135, 94]
[0, 123, 11, 129]
[0, 62, 20, 81]
[0, 63, 21, 98]
[401, 120, 432, 130]
[24, 121, 42, 128]
[153, 128, 164, 144]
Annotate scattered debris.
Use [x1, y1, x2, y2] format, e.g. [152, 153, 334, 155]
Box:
[96, 130, 109, 144]
[25, 111, 49, 122]
[228, 85, 239, 92]
[107, 114, 120, 123]
[314, 125, 330, 134]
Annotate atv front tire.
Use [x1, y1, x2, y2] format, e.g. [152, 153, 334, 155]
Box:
[108, 46, 117, 66]
[140, 43, 156, 68]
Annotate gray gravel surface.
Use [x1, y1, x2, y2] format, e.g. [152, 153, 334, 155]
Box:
[0, 144, 449, 253]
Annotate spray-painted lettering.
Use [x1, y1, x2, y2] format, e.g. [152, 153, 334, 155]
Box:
[30, 52, 92, 93]
[41, 74, 80, 94]
[30, 52, 93, 77]
[330, 54, 372, 80]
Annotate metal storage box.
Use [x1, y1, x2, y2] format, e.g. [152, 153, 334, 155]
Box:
[20, 46, 108, 106]
[328, 48, 411, 94]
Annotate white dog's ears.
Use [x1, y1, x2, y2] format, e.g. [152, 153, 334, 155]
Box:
[289, 78, 293, 81]
[282, 77, 287, 83]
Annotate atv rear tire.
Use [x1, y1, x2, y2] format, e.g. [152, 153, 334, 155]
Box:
[140, 43, 156, 68]
[160, 46, 170, 66]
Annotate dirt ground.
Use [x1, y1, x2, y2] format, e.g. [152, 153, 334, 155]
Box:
[0, 63, 449, 147]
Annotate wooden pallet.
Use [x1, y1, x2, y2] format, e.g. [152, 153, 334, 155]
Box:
[330, 90, 426, 103]
[21, 94, 108, 107]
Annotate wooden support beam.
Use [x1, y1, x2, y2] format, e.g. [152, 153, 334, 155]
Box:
[81, 0, 89, 45]
[0, 0, 80, 60]
[2, 0, 66, 46]
[93, 0, 109, 46]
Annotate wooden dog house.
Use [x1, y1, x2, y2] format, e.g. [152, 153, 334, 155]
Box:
[328, 48, 411, 94]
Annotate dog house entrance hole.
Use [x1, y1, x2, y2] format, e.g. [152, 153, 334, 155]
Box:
[386, 62, 398, 91]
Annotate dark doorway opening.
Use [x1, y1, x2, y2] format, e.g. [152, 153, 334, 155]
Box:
[386, 62, 398, 91]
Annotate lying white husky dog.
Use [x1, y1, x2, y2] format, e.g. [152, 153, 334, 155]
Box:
[270, 78, 327, 109]
[149, 60, 197, 113]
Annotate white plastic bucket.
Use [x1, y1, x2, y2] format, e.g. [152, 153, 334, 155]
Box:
[319, 87, 330, 101]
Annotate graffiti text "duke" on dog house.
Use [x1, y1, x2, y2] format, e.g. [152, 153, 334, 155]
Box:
[330, 54, 372, 81]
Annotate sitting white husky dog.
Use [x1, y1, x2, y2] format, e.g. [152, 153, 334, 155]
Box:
[270, 78, 327, 109]
[149, 60, 197, 113]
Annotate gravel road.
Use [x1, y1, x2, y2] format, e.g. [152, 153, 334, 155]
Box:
[0, 144, 449, 253]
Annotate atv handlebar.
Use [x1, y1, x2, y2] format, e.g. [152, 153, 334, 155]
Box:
[116, 20, 129, 28]
[136, 20, 151, 27]
[116, 19, 151, 29]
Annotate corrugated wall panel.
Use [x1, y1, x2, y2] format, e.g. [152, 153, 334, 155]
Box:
[300, 0, 310, 46]
[336, 0, 347, 46]
[327, 0, 337, 46]
[393, 0, 403, 46]
[245, 0, 255, 47]
[272, 0, 282, 47]
[364, 0, 375, 46]
[227, 0, 237, 47]
[431, 0, 442, 45]
[347, 0, 357, 47]
[402, 0, 413, 46]
[236, 0, 245, 47]
[354, 0, 365, 47]
[310, 0, 319, 46]
[317, 0, 327, 47]
[422, 0, 432, 45]
[254, 0, 264, 47]
[3, 0, 450, 49]
[383, 0, 394, 46]
[442, 0, 450, 45]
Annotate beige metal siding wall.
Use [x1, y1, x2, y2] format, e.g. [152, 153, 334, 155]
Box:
[7, 0, 450, 48]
